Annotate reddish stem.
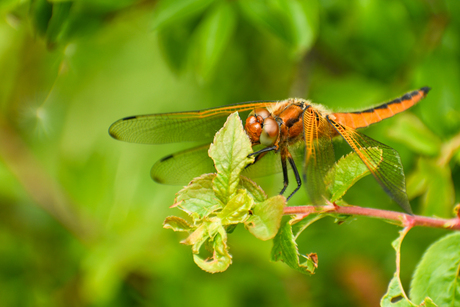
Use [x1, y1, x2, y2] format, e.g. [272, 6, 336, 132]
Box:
[284, 205, 460, 230]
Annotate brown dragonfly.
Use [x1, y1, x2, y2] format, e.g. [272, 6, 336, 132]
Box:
[109, 87, 430, 213]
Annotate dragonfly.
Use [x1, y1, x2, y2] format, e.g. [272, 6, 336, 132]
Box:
[109, 87, 430, 213]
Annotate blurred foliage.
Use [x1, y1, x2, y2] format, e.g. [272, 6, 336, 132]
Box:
[0, 0, 460, 306]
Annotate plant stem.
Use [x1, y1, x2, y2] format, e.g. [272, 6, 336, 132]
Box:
[284, 204, 460, 230]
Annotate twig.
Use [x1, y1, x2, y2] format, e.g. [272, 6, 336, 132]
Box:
[284, 204, 460, 230]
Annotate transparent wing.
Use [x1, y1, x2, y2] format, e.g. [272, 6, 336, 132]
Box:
[303, 108, 335, 205]
[109, 101, 275, 144]
[327, 117, 412, 213]
[150, 144, 305, 185]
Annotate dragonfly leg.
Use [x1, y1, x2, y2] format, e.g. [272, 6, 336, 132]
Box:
[246, 145, 277, 169]
[280, 156, 289, 195]
[286, 154, 302, 200]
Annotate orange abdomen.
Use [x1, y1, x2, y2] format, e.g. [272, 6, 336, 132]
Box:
[332, 87, 430, 129]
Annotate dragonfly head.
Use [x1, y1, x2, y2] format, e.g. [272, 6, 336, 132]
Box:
[245, 108, 279, 146]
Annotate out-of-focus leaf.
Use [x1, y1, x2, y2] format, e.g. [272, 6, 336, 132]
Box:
[31, 0, 53, 36]
[284, 0, 318, 55]
[191, 1, 236, 81]
[271, 215, 322, 274]
[410, 232, 460, 306]
[245, 195, 285, 240]
[418, 159, 454, 217]
[46, 1, 72, 46]
[209, 112, 254, 204]
[388, 114, 442, 156]
[163, 216, 194, 232]
[326, 148, 382, 202]
[218, 189, 253, 225]
[157, 22, 194, 72]
[174, 174, 222, 220]
[406, 160, 428, 199]
[151, 0, 213, 30]
[238, 0, 318, 55]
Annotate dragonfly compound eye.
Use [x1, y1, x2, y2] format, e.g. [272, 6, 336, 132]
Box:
[254, 108, 271, 120]
[245, 114, 263, 144]
[260, 118, 279, 146]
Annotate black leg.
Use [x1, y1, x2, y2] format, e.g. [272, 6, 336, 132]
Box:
[246, 145, 277, 169]
[286, 155, 302, 200]
[280, 156, 289, 195]
[248, 145, 277, 157]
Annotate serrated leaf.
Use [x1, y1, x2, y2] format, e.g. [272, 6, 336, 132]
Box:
[163, 216, 194, 232]
[174, 174, 222, 219]
[182, 217, 221, 253]
[239, 176, 267, 203]
[388, 114, 442, 156]
[327, 148, 382, 202]
[193, 227, 232, 273]
[245, 195, 285, 240]
[271, 216, 321, 274]
[410, 232, 460, 306]
[218, 189, 253, 225]
[151, 0, 214, 30]
[209, 112, 254, 204]
[191, 1, 237, 81]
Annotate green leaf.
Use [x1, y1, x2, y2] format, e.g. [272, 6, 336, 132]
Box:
[271, 216, 322, 274]
[218, 189, 253, 225]
[406, 160, 428, 199]
[31, 0, 53, 36]
[192, 226, 232, 273]
[46, 1, 72, 46]
[174, 173, 222, 220]
[245, 195, 285, 240]
[163, 216, 194, 232]
[238, 0, 318, 55]
[239, 176, 267, 203]
[410, 232, 460, 306]
[209, 112, 254, 204]
[327, 148, 382, 202]
[388, 114, 442, 156]
[418, 159, 454, 217]
[151, 0, 214, 30]
[191, 1, 237, 81]
[381, 228, 415, 306]
[282, 0, 318, 55]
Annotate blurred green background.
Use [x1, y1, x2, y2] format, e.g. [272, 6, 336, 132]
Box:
[0, 0, 459, 306]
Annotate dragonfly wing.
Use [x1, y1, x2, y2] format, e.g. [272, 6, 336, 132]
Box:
[151, 144, 215, 185]
[109, 101, 275, 144]
[327, 117, 412, 213]
[303, 108, 335, 205]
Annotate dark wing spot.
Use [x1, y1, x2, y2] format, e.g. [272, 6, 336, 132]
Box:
[122, 116, 137, 120]
[160, 154, 174, 162]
